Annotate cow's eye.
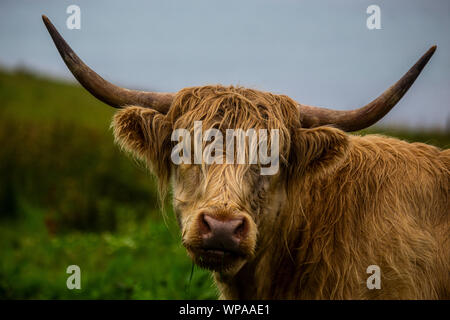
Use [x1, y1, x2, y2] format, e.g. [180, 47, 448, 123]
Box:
[174, 197, 189, 209]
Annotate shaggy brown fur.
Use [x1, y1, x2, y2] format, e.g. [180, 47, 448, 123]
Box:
[112, 85, 449, 299]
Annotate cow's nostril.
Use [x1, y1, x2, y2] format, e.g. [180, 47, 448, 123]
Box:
[202, 214, 244, 237]
[233, 218, 247, 239]
[198, 213, 212, 236]
[200, 214, 246, 252]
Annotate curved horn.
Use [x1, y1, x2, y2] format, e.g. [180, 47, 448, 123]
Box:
[42, 15, 174, 112]
[299, 46, 436, 132]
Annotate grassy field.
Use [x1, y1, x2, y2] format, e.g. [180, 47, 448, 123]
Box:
[0, 68, 448, 299]
[0, 69, 217, 299]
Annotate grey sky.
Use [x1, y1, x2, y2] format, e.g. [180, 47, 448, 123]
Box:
[0, 0, 449, 129]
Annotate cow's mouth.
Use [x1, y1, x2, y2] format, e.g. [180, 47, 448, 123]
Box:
[188, 246, 247, 271]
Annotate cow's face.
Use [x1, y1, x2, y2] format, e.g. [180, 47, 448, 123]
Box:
[172, 161, 284, 274]
[112, 86, 349, 276]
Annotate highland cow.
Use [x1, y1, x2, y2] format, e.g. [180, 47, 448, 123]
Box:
[43, 15, 449, 299]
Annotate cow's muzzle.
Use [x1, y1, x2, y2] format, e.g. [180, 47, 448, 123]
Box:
[198, 214, 248, 254]
[185, 211, 254, 272]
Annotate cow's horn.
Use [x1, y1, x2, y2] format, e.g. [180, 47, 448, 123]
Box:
[298, 46, 436, 132]
[42, 15, 174, 112]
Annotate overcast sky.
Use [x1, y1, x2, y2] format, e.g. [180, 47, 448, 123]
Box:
[0, 0, 449, 129]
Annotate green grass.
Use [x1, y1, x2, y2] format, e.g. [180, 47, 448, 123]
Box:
[0, 67, 447, 299]
[0, 68, 114, 130]
[357, 127, 450, 150]
[0, 68, 217, 299]
[0, 205, 216, 299]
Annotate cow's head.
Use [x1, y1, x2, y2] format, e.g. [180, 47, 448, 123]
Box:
[43, 15, 435, 276]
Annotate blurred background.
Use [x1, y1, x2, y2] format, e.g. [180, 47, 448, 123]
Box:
[0, 0, 448, 299]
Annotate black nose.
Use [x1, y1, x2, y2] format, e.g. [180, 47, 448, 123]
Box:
[199, 214, 246, 253]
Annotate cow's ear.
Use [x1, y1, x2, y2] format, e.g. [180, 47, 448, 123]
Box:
[112, 106, 172, 179]
[290, 126, 349, 177]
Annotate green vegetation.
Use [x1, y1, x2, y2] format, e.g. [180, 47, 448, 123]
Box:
[358, 127, 450, 150]
[0, 68, 448, 299]
[0, 69, 216, 299]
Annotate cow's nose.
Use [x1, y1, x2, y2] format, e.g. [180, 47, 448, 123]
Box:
[199, 214, 247, 252]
